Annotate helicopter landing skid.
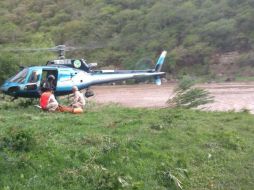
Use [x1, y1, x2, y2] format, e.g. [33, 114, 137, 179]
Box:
[11, 97, 18, 101]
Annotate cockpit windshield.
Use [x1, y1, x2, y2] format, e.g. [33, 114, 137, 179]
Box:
[10, 68, 29, 83]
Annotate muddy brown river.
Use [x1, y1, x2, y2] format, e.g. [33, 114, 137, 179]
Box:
[90, 82, 254, 113]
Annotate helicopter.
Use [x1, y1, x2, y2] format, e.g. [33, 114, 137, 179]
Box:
[0, 45, 167, 99]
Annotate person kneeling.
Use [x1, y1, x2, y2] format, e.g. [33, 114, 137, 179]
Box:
[70, 86, 85, 113]
[40, 89, 58, 112]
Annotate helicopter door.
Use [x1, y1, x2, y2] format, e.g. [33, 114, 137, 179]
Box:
[41, 69, 58, 90]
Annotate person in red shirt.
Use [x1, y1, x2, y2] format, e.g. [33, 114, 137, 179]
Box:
[40, 89, 58, 112]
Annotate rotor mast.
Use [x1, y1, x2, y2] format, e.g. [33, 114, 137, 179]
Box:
[56, 45, 66, 59]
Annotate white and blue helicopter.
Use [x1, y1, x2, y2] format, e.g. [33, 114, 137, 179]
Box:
[0, 45, 167, 99]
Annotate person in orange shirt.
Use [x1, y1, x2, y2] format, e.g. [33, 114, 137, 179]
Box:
[40, 89, 58, 112]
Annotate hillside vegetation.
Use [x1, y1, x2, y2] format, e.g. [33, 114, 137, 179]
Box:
[0, 101, 253, 189]
[1, 0, 254, 83]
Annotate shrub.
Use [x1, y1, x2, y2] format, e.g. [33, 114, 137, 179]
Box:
[237, 52, 254, 66]
[167, 76, 214, 108]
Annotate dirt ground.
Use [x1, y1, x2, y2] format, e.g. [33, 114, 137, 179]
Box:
[90, 82, 254, 113]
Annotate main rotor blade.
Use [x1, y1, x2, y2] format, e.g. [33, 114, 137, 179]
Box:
[65, 43, 106, 51]
[0, 47, 59, 52]
[0, 43, 105, 52]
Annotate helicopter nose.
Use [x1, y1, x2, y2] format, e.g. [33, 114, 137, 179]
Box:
[1, 81, 8, 90]
[0, 82, 20, 96]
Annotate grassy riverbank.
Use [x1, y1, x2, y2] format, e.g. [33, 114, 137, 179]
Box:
[0, 101, 253, 189]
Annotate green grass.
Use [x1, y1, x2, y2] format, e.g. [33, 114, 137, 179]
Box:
[0, 100, 253, 189]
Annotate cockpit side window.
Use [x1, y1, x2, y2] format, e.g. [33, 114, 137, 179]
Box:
[10, 68, 29, 83]
[28, 71, 40, 83]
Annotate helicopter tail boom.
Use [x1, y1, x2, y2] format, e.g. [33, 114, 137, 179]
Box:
[88, 50, 167, 86]
[89, 71, 165, 86]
